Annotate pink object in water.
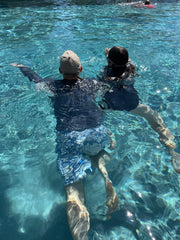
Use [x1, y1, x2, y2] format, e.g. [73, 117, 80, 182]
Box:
[143, 4, 156, 8]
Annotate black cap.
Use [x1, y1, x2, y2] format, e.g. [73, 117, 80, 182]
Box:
[108, 46, 129, 66]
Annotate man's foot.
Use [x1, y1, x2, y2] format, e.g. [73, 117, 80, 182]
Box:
[66, 199, 90, 240]
[164, 138, 176, 148]
[172, 152, 180, 174]
[159, 135, 176, 149]
[106, 180, 119, 215]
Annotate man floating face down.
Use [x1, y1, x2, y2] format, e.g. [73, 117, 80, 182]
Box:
[11, 50, 119, 240]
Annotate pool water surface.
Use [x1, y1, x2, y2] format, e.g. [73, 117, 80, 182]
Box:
[0, 0, 180, 239]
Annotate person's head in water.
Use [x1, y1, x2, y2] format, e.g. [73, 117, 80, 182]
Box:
[104, 46, 136, 79]
[59, 50, 82, 79]
[105, 46, 129, 68]
[144, 0, 150, 5]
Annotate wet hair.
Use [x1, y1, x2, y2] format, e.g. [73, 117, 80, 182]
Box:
[104, 61, 137, 85]
[145, 0, 150, 5]
[107, 46, 136, 77]
[104, 46, 137, 84]
[108, 46, 129, 66]
[112, 62, 136, 79]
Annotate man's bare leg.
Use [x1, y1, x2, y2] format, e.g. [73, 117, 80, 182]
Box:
[91, 151, 119, 215]
[65, 181, 90, 240]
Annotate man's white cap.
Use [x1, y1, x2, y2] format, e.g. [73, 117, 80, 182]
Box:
[60, 50, 81, 78]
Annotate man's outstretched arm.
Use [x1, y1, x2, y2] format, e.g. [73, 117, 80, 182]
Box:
[11, 63, 43, 83]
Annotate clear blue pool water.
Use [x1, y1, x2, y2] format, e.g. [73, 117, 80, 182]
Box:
[0, 0, 180, 239]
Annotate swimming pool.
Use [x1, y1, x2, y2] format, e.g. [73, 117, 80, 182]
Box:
[0, 0, 180, 239]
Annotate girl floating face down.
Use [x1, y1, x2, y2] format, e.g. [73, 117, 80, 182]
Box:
[99, 46, 180, 174]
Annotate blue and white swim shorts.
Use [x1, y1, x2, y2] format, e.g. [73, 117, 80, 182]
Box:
[56, 125, 111, 185]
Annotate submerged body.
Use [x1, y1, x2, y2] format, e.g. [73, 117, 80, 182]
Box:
[98, 46, 180, 174]
[11, 51, 119, 240]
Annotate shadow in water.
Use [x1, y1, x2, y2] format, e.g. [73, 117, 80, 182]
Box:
[0, 170, 24, 240]
[91, 206, 141, 239]
[36, 203, 73, 240]
[0, 168, 71, 240]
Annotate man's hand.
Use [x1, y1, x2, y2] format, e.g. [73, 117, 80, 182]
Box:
[10, 63, 26, 67]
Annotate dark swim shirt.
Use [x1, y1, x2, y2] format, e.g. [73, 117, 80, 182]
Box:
[19, 67, 104, 132]
[98, 65, 139, 111]
[101, 86, 139, 111]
